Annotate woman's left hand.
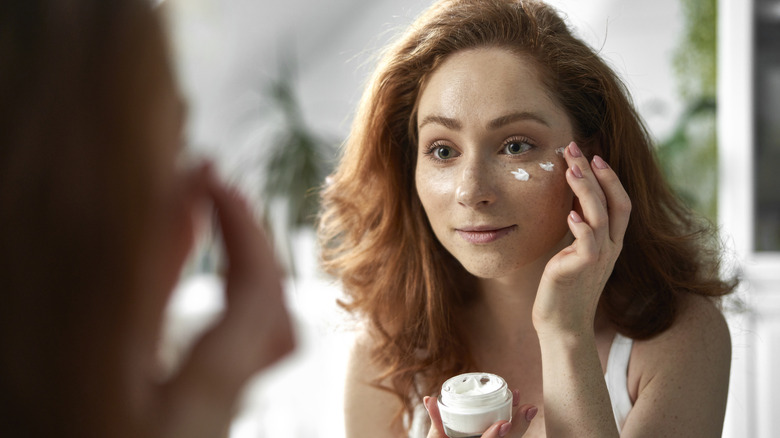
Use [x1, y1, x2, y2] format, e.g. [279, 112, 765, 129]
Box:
[532, 141, 631, 338]
[423, 391, 537, 438]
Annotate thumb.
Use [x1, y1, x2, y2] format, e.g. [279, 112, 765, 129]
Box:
[424, 396, 447, 438]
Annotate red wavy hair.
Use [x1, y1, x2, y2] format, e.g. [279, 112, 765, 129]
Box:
[318, 0, 736, 425]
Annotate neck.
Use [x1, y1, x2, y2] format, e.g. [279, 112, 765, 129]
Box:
[464, 233, 572, 346]
[471, 262, 545, 342]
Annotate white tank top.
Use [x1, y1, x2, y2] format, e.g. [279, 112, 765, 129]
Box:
[407, 333, 635, 436]
[604, 332, 634, 431]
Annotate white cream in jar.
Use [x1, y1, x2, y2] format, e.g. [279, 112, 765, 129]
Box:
[437, 372, 512, 437]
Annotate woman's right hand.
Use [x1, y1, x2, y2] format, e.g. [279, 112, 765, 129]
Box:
[423, 392, 537, 438]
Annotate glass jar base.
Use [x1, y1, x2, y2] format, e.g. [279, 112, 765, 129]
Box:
[443, 425, 482, 438]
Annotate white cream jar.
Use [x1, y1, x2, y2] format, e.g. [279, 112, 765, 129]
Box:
[437, 372, 513, 438]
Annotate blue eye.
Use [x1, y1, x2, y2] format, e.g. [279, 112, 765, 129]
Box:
[503, 139, 533, 155]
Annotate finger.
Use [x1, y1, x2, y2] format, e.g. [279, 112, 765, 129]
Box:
[590, 155, 632, 244]
[480, 404, 538, 438]
[205, 170, 278, 284]
[566, 210, 598, 265]
[424, 396, 447, 438]
[203, 170, 295, 367]
[565, 142, 609, 242]
[480, 421, 512, 438]
[509, 404, 539, 436]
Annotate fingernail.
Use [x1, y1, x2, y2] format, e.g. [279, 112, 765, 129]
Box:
[592, 155, 609, 170]
[569, 210, 583, 223]
[499, 422, 512, 437]
[568, 141, 583, 157]
[526, 406, 539, 422]
[570, 164, 584, 178]
[423, 396, 430, 412]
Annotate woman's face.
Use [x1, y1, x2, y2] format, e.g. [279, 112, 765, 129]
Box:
[415, 47, 575, 279]
[145, 80, 197, 296]
[132, 61, 205, 367]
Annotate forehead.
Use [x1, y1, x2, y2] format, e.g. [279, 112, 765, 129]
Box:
[417, 47, 570, 130]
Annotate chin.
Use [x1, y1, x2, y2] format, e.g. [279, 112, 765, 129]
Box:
[446, 234, 572, 280]
[454, 252, 529, 279]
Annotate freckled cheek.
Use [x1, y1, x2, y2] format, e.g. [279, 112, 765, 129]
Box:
[505, 168, 573, 216]
[538, 171, 574, 210]
[415, 166, 458, 210]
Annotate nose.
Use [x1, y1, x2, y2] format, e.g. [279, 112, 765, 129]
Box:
[456, 160, 497, 208]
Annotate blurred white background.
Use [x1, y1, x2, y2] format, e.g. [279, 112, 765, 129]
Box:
[155, 0, 779, 437]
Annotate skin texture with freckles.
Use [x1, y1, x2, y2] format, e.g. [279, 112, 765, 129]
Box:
[415, 47, 574, 280]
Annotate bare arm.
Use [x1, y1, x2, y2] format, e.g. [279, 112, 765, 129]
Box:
[533, 143, 629, 437]
[537, 331, 618, 437]
[344, 330, 407, 438]
[620, 294, 731, 437]
[533, 143, 730, 436]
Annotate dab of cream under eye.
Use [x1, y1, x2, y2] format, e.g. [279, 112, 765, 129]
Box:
[511, 168, 530, 181]
[539, 161, 554, 171]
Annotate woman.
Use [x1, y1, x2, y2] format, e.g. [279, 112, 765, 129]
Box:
[318, 0, 736, 436]
[0, 1, 293, 437]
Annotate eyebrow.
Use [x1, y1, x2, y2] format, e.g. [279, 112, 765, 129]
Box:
[487, 111, 551, 129]
[418, 111, 551, 130]
[418, 115, 462, 130]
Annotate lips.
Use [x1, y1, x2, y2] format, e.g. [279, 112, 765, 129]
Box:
[455, 225, 517, 244]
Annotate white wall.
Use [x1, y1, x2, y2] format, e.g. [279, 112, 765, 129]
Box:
[165, 0, 683, 173]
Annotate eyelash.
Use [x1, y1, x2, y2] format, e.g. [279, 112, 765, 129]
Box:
[423, 142, 460, 162]
[422, 135, 537, 163]
[501, 136, 536, 155]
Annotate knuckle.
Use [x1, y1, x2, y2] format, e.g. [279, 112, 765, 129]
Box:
[608, 194, 631, 217]
[617, 194, 632, 212]
[599, 195, 608, 211]
[583, 249, 600, 264]
[591, 215, 609, 230]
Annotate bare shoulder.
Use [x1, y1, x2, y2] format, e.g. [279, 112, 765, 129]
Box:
[631, 293, 731, 376]
[345, 327, 406, 438]
[623, 294, 731, 436]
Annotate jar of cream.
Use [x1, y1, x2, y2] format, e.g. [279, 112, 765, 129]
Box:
[437, 372, 512, 438]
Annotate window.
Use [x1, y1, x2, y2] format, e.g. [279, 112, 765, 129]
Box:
[755, 0, 780, 252]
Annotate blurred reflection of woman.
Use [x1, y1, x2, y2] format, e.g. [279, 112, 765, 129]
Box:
[0, 1, 293, 437]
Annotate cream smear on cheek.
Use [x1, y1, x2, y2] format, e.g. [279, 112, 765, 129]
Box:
[510, 145, 569, 182]
[511, 168, 530, 181]
[539, 161, 554, 172]
[510, 161, 555, 182]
